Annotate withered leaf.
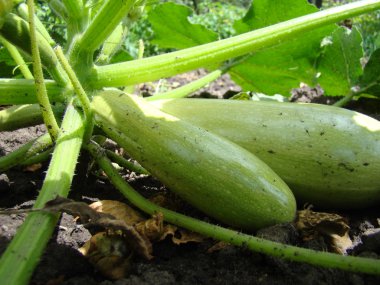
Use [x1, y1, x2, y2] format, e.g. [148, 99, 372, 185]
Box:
[296, 207, 352, 254]
[43, 197, 153, 260]
[79, 232, 133, 280]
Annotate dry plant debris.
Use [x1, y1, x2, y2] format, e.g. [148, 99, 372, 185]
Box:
[296, 207, 352, 254]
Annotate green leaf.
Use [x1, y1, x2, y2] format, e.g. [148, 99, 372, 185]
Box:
[233, 0, 317, 34]
[317, 26, 363, 96]
[359, 48, 380, 96]
[229, 0, 335, 96]
[148, 2, 218, 49]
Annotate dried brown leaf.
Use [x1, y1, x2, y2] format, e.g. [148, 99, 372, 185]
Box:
[23, 163, 42, 172]
[89, 200, 144, 225]
[296, 208, 352, 254]
[79, 232, 133, 280]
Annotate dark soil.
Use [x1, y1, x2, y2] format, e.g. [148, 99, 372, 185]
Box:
[1, 73, 380, 285]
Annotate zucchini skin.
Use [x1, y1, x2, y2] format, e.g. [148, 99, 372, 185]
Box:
[152, 99, 380, 209]
[91, 91, 296, 230]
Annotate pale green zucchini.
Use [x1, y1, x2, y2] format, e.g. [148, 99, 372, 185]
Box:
[91, 90, 296, 230]
[152, 99, 380, 209]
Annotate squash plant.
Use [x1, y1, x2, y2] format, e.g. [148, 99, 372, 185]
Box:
[1, 0, 380, 284]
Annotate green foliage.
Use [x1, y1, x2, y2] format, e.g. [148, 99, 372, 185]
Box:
[0, 47, 21, 78]
[189, 0, 246, 39]
[148, 2, 218, 49]
[359, 48, 380, 96]
[317, 26, 363, 96]
[229, 0, 334, 95]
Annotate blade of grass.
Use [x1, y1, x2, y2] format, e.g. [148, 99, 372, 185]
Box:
[86, 141, 380, 275]
[0, 103, 85, 285]
[92, 0, 380, 88]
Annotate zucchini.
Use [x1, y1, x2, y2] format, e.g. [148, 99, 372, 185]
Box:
[152, 99, 380, 209]
[91, 90, 296, 230]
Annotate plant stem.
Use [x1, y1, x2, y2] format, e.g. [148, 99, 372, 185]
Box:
[92, 0, 380, 88]
[0, 133, 52, 172]
[333, 91, 356, 107]
[146, 69, 222, 101]
[54, 46, 91, 118]
[87, 141, 380, 275]
[16, 3, 55, 45]
[27, 0, 60, 141]
[0, 35, 33, 79]
[0, 103, 65, 131]
[0, 79, 67, 105]
[61, 0, 82, 19]
[20, 148, 53, 166]
[0, 103, 85, 285]
[0, 13, 68, 86]
[105, 149, 149, 175]
[75, 0, 137, 54]
[46, 0, 69, 21]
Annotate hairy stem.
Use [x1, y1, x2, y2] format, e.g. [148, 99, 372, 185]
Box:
[0, 103, 65, 131]
[0, 103, 85, 285]
[27, 0, 60, 141]
[0, 79, 67, 105]
[87, 141, 380, 275]
[0, 133, 52, 172]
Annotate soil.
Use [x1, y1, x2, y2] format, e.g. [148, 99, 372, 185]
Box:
[1, 73, 380, 285]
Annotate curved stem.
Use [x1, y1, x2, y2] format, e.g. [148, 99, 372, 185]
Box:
[0, 103, 65, 131]
[0, 79, 67, 105]
[27, 0, 60, 141]
[87, 141, 380, 275]
[0, 35, 33, 79]
[92, 0, 380, 88]
[333, 91, 356, 107]
[146, 69, 222, 101]
[0, 133, 52, 172]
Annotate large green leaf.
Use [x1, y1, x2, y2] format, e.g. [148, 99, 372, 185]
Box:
[148, 2, 218, 49]
[233, 0, 317, 33]
[317, 26, 363, 96]
[358, 48, 380, 97]
[229, 0, 335, 96]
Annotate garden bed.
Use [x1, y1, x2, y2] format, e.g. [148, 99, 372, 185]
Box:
[1, 74, 380, 285]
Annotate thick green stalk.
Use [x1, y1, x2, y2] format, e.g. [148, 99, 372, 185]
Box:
[47, 0, 69, 21]
[62, 0, 82, 19]
[96, 23, 126, 65]
[0, 103, 85, 285]
[0, 36, 33, 79]
[86, 141, 380, 275]
[0, 13, 68, 86]
[0, 79, 67, 105]
[0, 103, 65, 131]
[75, 0, 136, 54]
[28, 0, 59, 141]
[0, 133, 52, 172]
[16, 3, 55, 45]
[92, 0, 380, 88]
[146, 69, 222, 101]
